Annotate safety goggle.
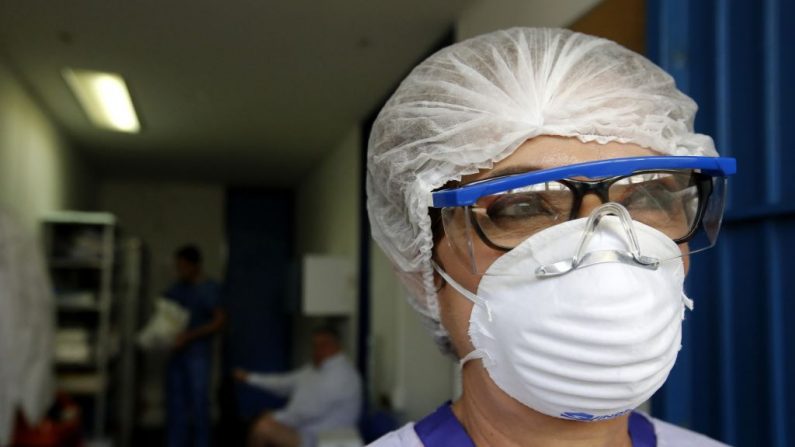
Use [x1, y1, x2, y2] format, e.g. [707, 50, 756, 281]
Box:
[431, 156, 737, 274]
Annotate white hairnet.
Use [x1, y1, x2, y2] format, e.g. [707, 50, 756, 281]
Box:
[366, 27, 717, 352]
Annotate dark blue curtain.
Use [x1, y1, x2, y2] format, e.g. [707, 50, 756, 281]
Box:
[223, 189, 293, 418]
[648, 1, 795, 446]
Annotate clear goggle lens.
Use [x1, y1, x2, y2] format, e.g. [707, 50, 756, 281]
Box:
[440, 170, 728, 274]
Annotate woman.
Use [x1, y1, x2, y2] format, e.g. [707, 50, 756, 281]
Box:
[366, 28, 734, 446]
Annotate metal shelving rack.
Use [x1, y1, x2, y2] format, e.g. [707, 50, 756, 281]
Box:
[42, 211, 116, 441]
[116, 237, 143, 447]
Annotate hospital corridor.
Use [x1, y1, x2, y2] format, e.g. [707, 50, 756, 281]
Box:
[0, 1, 792, 447]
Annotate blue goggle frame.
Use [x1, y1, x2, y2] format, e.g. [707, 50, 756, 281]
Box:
[431, 156, 737, 208]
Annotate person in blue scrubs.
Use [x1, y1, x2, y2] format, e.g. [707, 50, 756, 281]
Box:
[165, 245, 226, 447]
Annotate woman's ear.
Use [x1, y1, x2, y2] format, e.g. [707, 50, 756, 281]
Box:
[431, 248, 449, 292]
[433, 267, 446, 292]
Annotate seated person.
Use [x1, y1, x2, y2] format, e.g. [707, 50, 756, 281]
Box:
[234, 327, 362, 447]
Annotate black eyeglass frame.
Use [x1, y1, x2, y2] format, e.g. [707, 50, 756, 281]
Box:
[464, 169, 715, 252]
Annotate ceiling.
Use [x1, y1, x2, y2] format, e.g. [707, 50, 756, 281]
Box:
[0, 0, 472, 185]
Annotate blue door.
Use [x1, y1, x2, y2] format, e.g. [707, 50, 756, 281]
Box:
[648, 1, 795, 445]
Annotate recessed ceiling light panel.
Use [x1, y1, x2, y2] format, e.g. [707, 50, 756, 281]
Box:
[63, 68, 141, 133]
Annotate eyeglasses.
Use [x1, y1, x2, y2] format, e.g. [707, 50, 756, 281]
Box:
[432, 156, 736, 274]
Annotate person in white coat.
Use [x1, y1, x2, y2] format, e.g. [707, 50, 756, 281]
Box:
[235, 327, 362, 447]
[0, 211, 54, 445]
[365, 28, 734, 447]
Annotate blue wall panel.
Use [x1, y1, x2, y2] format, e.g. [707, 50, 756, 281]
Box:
[781, 218, 795, 442]
[649, 1, 794, 445]
[780, 0, 795, 200]
[224, 190, 293, 418]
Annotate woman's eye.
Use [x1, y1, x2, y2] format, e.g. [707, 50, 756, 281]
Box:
[487, 194, 555, 219]
[623, 183, 675, 210]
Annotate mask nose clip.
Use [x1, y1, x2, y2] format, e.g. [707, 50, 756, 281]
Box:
[536, 203, 660, 278]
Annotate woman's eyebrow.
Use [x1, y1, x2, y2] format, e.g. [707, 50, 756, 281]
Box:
[472, 164, 544, 183]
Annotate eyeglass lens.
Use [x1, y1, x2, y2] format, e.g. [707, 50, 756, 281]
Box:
[472, 171, 700, 249]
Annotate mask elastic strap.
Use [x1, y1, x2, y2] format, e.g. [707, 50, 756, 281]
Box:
[682, 292, 694, 311]
[459, 349, 494, 368]
[431, 261, 493, 322]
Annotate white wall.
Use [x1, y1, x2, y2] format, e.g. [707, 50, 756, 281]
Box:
[97, 180, 225, 298]
[0, 61, 90, 234]
[368, 242, 399, 405]
[295, 128, 360, 261]
[457, 0, 601, 40]
[370, 245, 455, 421]
[0, 60, 91, 442]
[294, 127, 361, 363]
[293, 124, 455, 422]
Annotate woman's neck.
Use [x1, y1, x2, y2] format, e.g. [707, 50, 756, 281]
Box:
[452, 362, 633, 447]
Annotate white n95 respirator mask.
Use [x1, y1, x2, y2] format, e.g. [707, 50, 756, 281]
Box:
[435, 203, 692, 421]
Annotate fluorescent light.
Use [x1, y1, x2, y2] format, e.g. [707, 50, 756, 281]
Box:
[63, 68, 141, 133]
